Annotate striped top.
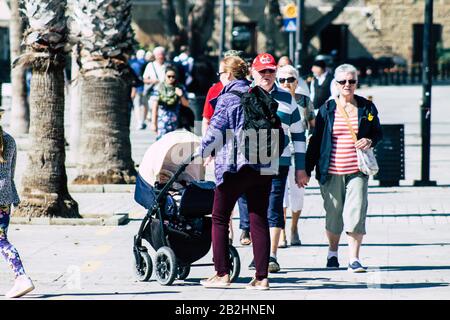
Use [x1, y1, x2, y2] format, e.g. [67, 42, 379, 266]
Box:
[328, 109, 359, 175]
[270, 86, 306, 170]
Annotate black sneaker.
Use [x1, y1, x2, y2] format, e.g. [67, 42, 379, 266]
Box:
[268, 257, 280, 273]
[248, 259, 255, 270]
[326, 256, 340, 269]
[348, 261, 367, 273]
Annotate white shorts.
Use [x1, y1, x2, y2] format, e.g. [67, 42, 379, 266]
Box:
[283, 166, 305, 212]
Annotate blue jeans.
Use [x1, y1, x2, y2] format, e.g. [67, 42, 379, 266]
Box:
[239, 166, 290, 230]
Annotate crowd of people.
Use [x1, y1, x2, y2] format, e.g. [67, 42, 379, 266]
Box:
[128, 45, 196, 136]
[0, 45, 383, 298]
[196, 51, 382, 290]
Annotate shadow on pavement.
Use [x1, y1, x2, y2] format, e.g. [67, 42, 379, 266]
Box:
[378, 265, 450, 272]
[274, 282, 449, 290]
[281, 243, 450, 247]
[29, 291, 180, 299]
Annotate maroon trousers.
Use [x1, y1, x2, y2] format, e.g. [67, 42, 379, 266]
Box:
[212, 166, 272, 280]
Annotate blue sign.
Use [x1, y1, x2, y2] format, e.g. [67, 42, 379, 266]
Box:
[283, 18, 296, 33]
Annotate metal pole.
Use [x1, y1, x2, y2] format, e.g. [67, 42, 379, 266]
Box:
[230, 0, 235, 50]
[295, 0, 305, 75]
[219, 0, 226, 65]
[289, 32, 294, 63]
[414, 0, 436, 186]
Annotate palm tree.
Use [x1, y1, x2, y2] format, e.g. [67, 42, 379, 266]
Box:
[69, 0, 136, 184]
[13, 0, 80, 218]
[188, 0, 216, 59]
[9, 0, 29, 135]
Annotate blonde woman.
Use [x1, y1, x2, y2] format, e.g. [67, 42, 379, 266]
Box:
[0, 109, 35, 298]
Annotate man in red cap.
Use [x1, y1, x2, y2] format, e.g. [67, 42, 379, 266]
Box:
[239, 53, 309, 275]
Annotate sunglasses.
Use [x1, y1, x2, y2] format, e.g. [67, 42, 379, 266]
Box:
[167, 75, 176, 79]
[336, 79, 357, 85]
[278, 77, 296, 84]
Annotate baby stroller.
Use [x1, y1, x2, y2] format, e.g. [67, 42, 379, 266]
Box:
[133, 130, 241, 286]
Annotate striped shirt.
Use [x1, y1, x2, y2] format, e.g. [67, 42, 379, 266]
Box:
[270, 86, 306, 170]
[328, 109, 359, 175]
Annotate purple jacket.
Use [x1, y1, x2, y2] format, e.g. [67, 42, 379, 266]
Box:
[200, 79, 277, 186]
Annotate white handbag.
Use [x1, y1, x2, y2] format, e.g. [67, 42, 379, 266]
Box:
[335, 99, 379, 176]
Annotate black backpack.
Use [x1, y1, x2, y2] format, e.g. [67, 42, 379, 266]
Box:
[230, 86, 285, 165]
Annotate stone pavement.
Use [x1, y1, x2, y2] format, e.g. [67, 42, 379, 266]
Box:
[0, 85, 449, 300]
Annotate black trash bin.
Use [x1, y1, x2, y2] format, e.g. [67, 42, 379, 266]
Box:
[374, 124, 405, 186]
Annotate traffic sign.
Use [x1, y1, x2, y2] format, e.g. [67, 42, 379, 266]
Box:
[283, 18, 296, 32]
[284, 3, 297, 18]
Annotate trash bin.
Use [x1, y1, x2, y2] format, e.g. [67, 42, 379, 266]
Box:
[188, 94, 206, 136]
[373, 124, 405, 186]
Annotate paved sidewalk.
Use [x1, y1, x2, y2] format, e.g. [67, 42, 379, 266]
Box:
[0, 85, 448, 299]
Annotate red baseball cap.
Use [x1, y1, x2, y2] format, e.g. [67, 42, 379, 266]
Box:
[252, 53, 277, 72]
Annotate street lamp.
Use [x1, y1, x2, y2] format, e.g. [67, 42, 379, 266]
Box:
[219, 0, 226, 65]
[414, 0, 436, 186]
[295, 0, 305, 76]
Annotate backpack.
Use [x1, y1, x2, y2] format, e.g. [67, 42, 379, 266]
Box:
[230, 86, 285, 165]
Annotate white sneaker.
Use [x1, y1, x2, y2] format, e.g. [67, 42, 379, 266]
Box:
[5, 275, 35, 298]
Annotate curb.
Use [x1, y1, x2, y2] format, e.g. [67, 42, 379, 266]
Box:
[68, 184, 135, 193]
[10, 213, 129, 226]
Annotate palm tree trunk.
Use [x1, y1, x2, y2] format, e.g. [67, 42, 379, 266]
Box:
[68, 49, 81, 165]
[73, 75, 136, 184]
[15, 67, 80, 218]
[188, 0, 215, 58]
[9, 0, 29, 134]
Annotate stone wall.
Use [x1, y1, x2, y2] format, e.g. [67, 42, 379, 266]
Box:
[130, 0, 450, 66]
[329, 0, 450, 65]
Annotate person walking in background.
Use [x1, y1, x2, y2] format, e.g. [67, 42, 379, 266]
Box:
[143, 46, 168, 122]
[241, 53, 309, 273]
[173, 45, 195, 90]
[150, 66, 189, 140]
[0, 110, 35, 298]
[310, 60, 338, 111]
[129, 49, 148, 130]
[306, 64, 382, 272]
[276, 64, 315, 247]
[199, 56, 273, 290]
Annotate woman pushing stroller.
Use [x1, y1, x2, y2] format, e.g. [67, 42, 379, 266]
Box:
[199, 56, 275, 290]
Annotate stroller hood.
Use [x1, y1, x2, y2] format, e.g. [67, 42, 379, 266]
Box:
[138, 130, 205, 187]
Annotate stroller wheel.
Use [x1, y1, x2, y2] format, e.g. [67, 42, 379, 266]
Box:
[176, 265, 191, 280]
[155, 246, 178, 285]
[134, 251, 153, 282]
[228, 245, 241, 283]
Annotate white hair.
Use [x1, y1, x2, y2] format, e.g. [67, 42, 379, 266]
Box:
[136, 49, 145, 59]
[334, 64, 358, 81]
[277, 64, 299, 80]
[153, 46, 166, 56]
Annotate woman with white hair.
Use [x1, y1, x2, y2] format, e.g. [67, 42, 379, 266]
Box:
[306, 64, 382, 272]
[276, 65, 315, 247]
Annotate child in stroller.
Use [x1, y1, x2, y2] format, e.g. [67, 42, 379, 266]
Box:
[133, 130, 241, 286]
